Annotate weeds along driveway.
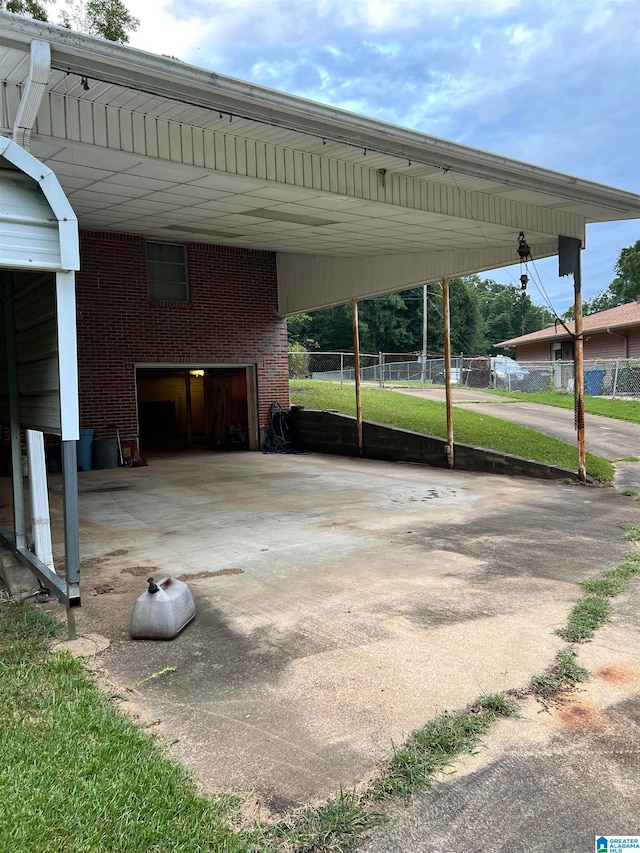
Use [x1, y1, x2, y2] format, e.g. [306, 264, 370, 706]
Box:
[49, 450, 638, 811]
[393, 387, 640, 461]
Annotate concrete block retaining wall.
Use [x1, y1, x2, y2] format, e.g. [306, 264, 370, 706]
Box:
[289, 408, 584, 481]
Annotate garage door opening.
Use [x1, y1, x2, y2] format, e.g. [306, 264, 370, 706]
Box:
[136, 366, 257, 453]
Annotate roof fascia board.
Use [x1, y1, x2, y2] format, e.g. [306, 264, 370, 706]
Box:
[1, 14, 639, 218]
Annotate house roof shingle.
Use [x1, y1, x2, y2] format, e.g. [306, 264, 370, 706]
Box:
[497, 299, 640, 347]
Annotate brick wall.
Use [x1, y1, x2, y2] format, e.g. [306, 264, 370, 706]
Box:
[75, 232, 289, 441]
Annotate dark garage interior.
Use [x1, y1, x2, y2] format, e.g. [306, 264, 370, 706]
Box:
[136, 367, 249, 452]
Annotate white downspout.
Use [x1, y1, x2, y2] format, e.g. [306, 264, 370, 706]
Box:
[12, 39, 51, 152]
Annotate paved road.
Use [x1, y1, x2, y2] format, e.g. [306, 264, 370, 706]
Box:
[393, 387, 640, 460]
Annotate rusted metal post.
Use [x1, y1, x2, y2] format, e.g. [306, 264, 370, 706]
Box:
[442, 277, 454, 469]
[352, 299, 363, 457]
[574, 291, 586, 482]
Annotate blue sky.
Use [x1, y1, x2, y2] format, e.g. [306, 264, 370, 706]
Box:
[65, 0, 640, 311]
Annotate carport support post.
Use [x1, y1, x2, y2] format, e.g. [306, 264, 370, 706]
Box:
[442, 277, 454, 469]
[574, 295, 586, 482]
[559, 235, 586, 483]
[352, 298, 363, 457]
[61, 439, 80, 639]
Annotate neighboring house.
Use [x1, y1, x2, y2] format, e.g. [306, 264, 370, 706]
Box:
[496, 298, 640, 362]
[1, 13, 639, 460]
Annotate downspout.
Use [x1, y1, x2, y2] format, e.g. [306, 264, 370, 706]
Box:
[12, 39, 51, 151]
[606, 328, 629, 357]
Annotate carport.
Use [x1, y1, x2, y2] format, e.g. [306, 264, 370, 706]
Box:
[1, 14, 639, 614]
[0, 135, 81, 619]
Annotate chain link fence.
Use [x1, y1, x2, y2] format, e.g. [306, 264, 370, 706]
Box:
[289, 351, 640, 398]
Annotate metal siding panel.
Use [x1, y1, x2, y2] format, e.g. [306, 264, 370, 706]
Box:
[50, 93, 66, 138]
[66, 97, 81, 142]
[193, 127, 205, 167]
[275, 146, 285, 182]
[224, 135, 236, 173]
[132, 112, 147, 155]
[79, 100, 94, 145]
[0, 175, 61, 269]
[329, 159, 338, 193]
[145, 116, 159, 158]
[255, 141, 266, 179]
[182, 124, 194, 164]
[168, 121, 181, 161]
[203, 130, 216, 169]
[93, 103, 108, 147]
[121, 110, 134, 152]
[106, 106, 121, 149]
[36, 92, 52, 136]
[18, 360, 60, 394]
[284, 148, 294, 183]
[311, 154, 321, 188]
[215, 134, 228, 171]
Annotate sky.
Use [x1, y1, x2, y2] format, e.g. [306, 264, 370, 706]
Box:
[53, 0, 640, 312]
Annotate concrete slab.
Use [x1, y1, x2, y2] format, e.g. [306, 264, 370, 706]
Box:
[6, 450, 638, 813]
[355, 574, 640, 853]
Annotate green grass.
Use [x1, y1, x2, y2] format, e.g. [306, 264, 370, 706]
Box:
[370, 694, 518, 802]
[290, 380, 614, 482]
[529, 650, 590, 700]
[489, 389, 640, 423]
[554, 551, 640, 643]
[622, 522, 640, 541]
[0, 602, 253, 853]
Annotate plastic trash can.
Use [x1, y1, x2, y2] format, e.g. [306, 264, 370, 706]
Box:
[584, 369, 605, 396]
[76, 429, 95, 471]
[93, 436, 119, 469]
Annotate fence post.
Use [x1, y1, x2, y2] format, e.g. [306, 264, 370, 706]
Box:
[612, 359, 619, 399]
[379, 352, 384, 388]
[340, 352, 344, 388]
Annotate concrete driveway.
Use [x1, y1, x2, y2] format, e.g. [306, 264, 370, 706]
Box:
[394, 387, 640, 467]
[37, 449, 639, 818]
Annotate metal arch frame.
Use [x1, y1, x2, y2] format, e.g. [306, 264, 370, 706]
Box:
[0, 136, 81, 612]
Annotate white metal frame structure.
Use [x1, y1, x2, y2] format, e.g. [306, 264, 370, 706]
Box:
[0, 134, 81, 611]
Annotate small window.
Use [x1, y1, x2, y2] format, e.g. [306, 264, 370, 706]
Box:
[146, 242, 189, 302]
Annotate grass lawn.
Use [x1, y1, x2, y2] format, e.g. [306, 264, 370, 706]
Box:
[488, 389, 640, 423]
[0, 603, 254, 853]
[290, 380, 614, 482]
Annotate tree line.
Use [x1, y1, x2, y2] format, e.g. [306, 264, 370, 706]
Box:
[288, 276, 555, 356]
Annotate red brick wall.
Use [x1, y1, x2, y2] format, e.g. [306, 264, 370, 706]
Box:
[75, 231, 289, 441]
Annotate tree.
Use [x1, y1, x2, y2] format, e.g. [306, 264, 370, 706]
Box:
[59, 0, 139, 43]
[2, 0, 139, 43]
[0, 0, 50, 20]
[566, 238, 640, 318]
